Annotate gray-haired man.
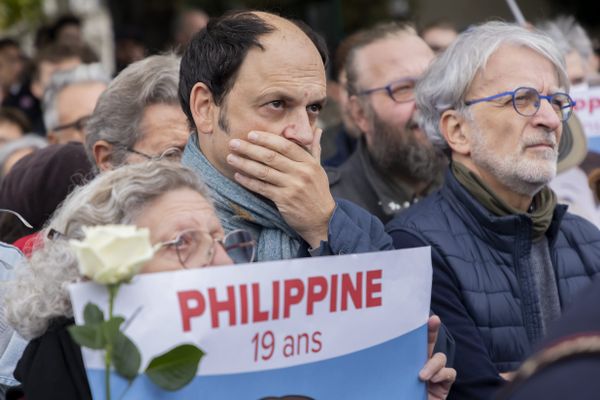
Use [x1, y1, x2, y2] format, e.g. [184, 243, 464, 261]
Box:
[43, 63, 109, 145]
[85, 54, 189, 172]
[387, 21, 600, 399]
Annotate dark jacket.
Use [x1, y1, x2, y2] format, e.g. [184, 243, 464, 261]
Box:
[10, 317, 91, 400]
[386, 169, 600, 400]
[327, 140, 433, 224]
[306, 198, 394, 257]
[498, 277, 600, 400]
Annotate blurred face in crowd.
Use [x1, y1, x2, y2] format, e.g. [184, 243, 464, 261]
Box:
[193, 15, 326, 180]
[48, 81, 107, 144]
[123, 103, 189, 164]
[0, 121, 24, 147]
[135, 187, 233, 273]
[31, 57, 81, 99]
[565, 49, 588, 88]
[0, 44, 23, 90]
[56, 23, 82, 47]
[350, 33, 439, 182]
[177, 10, 209, 48]
[422, 27, 458, 54]
[456, 45, 562, 197]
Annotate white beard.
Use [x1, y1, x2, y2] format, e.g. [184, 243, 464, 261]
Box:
[469, 122, 558, 196]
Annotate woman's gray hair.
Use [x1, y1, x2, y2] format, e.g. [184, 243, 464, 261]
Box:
[4, 161, 211, 340]
[43, 63, 111, 131]
[416, 21, 569, 151]
[85, 54, 181, 171]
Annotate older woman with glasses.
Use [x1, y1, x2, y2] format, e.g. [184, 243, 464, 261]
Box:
[4, 161, 255, 400]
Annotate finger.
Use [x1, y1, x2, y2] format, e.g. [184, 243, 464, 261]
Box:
[246, 131, 311, 163]
[229, 138, 292, 173]
[427, 383, 451, 400]
[226, 153, 287, 186]
[428, 315, 441, 357]
[311, 128, 323, 161]
[233, 172, 277, 199]
[419, 352, 447, 381]
[430, 367, 456, 385]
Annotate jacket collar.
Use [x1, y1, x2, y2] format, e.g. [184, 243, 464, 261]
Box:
[442, 168, 567, 247]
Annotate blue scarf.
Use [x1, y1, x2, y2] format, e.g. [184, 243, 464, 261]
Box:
[181, 133, 302, 261]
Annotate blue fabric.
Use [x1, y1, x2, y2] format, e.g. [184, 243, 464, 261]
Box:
[181, 132, 394, 259]
[386, 169, 600, 400]
[182, 133, 301, 261]
[0, 242, 28, 387]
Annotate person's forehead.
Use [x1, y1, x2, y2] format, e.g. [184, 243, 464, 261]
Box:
[470, 44, 560, 92]
[137, 104, 189, 147]
[356, 34, 433, 84]
[232, 28, 326, 94]
[139, 188, 220, 240]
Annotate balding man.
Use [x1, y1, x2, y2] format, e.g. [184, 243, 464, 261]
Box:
[178, 11, 455, 398]
[178, 11, 392, 261]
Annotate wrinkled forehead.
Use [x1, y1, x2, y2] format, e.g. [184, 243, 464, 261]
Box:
[469, 44, 566, 93]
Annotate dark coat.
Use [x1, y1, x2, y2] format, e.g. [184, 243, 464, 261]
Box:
[327, 140, 429, 224]
[386, 169, 600, 400]
[9, 317, 91, 400]
[497, 277, 600, 400]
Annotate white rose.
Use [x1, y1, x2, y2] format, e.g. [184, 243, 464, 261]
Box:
[69, 225, 155, 285]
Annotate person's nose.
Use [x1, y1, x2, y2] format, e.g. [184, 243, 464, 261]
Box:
[211, 242, 233, 266]
[281, 111, 314, 149]
[531, 97, 562, 133]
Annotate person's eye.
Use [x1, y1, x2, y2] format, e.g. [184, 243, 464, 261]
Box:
[266, 100, 285, 109]
[307, 103, 322, 114]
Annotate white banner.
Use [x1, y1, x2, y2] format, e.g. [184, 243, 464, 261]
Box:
[69, 247, 432, 399]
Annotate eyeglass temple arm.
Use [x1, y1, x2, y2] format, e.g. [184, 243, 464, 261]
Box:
[0, 209, 33, 229]
[465, 91, 514, 105]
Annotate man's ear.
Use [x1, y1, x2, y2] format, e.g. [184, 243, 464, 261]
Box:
[349, 95, 371, 141]
[92, 140, 115, 172]
[440, 110, 471, 156]
[189, 82, 216, 134]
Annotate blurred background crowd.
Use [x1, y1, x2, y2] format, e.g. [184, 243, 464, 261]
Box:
[2, 1, 600, 399]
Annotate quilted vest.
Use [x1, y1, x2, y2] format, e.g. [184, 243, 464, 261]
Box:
[387, 169, 600, 371]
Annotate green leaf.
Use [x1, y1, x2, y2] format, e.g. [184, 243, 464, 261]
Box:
[68, 324, 105, 350]
[83, 303, 105, 325]
[112, 331, 141, 381]
[145, 344, 204, 391]
[102, 316, 125, 346]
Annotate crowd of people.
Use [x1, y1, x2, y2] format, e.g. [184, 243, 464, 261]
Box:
[1, 6, 600, 400]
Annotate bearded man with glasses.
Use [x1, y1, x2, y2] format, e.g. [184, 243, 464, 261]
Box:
[327, 22, 446, 224]
[386, 22, 600, 400]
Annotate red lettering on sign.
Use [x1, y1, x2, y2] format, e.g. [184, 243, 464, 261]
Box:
[283, 279, 305, 318]
[366, 269, 383, 307]
[306, 276, 328, 315]
[341, 272, 363, 311]
[177, 290, 206, 332]
[252, 282, 269, 322]
[208, 286, 236, 328]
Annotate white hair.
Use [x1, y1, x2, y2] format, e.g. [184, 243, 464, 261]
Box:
[42, 63, 111, 131]
[416, 21, 569, 151]
[537, 15, 593, 60]
[4, 161, 211, 340]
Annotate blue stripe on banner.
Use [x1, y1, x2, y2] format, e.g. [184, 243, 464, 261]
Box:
[588, 137, 600, 154]
[87, 324, 427, 400]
